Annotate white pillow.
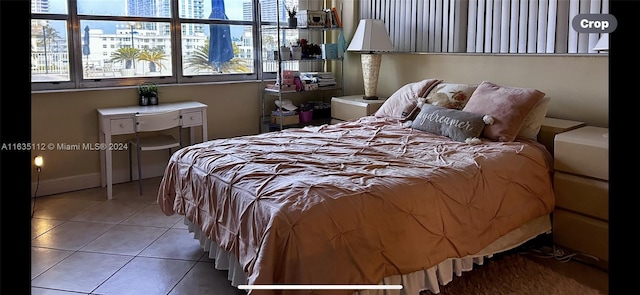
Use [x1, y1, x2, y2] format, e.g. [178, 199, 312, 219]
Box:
[517, 96, 551, 140]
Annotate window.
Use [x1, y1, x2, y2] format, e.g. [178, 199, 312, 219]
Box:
[358, 0, 609, 54]
[31, 0, 301, 91]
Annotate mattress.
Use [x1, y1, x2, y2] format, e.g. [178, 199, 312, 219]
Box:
[157, 116, 555, 294]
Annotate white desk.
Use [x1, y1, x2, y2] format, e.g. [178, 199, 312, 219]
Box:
[98, 101, 208, 199]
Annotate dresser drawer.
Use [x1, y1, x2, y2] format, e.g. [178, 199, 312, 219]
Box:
[552, 209, 608, 261]
[554, 126, 608, 180]
[182, 111, 203, 127]
[554, 172, 608, 221]
[110, 118, 134, 135]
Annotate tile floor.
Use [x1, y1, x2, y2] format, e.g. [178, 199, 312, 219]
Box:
[31, 177, 609, 295]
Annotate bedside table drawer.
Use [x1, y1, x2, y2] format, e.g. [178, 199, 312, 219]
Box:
[554, 126, 609, 180]
[537, 118, 585, 153]
[331, 95, 386, 121]
[553, 209, 608, 261]
[554, 172, 608, 221]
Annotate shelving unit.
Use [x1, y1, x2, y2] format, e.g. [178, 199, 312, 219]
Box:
[259, 4, 344, 133]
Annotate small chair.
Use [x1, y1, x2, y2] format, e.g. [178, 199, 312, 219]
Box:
[128, 110, 182, 195]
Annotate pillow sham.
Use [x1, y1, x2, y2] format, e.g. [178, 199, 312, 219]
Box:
[375, 78, 442, 119]
[517, 96, 551, 140]
[424, 83, 478, 110]
[462, 81, 545, 142]
[411, 104, 487, 142]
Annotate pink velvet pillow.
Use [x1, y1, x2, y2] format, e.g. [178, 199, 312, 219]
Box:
[462, 81, 545, 142]
[375, 78, 441, 119]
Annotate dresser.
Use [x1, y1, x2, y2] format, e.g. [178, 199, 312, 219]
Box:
[552, 126, 609, 262]
[330, 95, 387, 123]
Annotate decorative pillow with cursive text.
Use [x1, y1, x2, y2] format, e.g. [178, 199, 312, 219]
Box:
[411, 104, 487, 142]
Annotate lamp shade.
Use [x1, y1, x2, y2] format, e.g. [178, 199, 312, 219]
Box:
[593, 34, 608, 52]
[347, 19, 394, 53]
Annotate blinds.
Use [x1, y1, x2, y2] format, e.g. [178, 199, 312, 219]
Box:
[358, 0, 608, 53]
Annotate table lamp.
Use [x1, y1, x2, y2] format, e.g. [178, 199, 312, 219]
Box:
[347, 19, 395, 100]
[593, 34, 608, 52]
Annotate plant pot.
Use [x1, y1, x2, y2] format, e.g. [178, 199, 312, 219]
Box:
[139, 96, 149, 106]
[291, 46, 302, 60]
[149, 96, 158, 105]
[120, 68, 135, 77]
[280, 46, 291, 61]
[288, 17, 297, 28]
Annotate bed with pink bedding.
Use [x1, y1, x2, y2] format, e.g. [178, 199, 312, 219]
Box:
[157, 80, 555, 294]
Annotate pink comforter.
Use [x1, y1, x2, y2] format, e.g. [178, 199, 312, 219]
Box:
[157, 116, 555, 294]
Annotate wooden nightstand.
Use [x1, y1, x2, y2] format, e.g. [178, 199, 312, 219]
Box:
[552, 126, 609, 264]
[537, 117, 586, 153]
[331, 95, 387, 123]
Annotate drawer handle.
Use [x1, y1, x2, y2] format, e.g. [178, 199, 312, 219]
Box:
[119, 123, 125, 128]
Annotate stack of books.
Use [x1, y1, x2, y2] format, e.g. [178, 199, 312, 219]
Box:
[272, 109, 296, 116]
[265, 83, 296, 93]
[300, 72, 337, 87]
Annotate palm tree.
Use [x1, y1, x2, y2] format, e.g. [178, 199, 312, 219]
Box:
[110, 47, 140, 69]
[184, 39, 249, 74]
[138, 48, 167, 73]
[38, 24, 60, 52]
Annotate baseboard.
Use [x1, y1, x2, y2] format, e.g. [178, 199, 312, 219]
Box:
[31, 163, 168, 197]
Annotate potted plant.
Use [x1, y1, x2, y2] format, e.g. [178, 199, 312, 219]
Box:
[137, 82, 158, 106]
[110, 47, 140, 76]
[286, 5, 297, 28]
[138, 48, 167, 73]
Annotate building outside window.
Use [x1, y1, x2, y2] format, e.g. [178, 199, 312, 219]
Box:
[31, 0, 300, 90]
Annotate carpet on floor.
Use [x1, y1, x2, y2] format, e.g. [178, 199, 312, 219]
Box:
[419, 252, 603, 295]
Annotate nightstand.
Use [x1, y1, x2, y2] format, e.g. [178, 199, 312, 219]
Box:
[552, 126, 609, 263]
[537, 117, 586, 153]
[331, 95, 387, 123]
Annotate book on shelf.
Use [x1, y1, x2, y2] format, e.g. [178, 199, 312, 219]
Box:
[265, 84, 296, 93]
[321, 43, 339, 59]
[324, 9, 333, 28]
[300, 72, 334, 79]
[331, 8, 342, 28]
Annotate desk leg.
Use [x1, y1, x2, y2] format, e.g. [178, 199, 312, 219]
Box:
[105, 135, 113, 199]
[201, 110, 208, 142]
[99, 132, 106, 188]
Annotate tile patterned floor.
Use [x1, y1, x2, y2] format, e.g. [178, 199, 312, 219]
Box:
[31, 177, 608, 295]
[31, 177, 246, 295]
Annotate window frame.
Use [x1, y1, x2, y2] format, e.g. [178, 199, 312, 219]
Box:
[31, 0, 268, 92]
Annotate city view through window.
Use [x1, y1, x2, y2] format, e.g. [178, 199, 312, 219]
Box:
[31, 0, 300, 85]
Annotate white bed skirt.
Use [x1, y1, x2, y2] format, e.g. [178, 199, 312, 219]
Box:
[186, 215, 551, 295]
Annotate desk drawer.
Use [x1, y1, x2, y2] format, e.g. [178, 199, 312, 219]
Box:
[182, 111, 203, 127]
[110, 118, 134, 135]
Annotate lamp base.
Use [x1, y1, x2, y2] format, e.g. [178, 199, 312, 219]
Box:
[362, 95, 379, 100]
[361, 53, 382, 101]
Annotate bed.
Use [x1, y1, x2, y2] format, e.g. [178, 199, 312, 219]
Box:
[157, 80, 556, 294]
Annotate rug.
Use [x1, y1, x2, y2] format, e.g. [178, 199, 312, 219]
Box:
[420, 253, 604, 295]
